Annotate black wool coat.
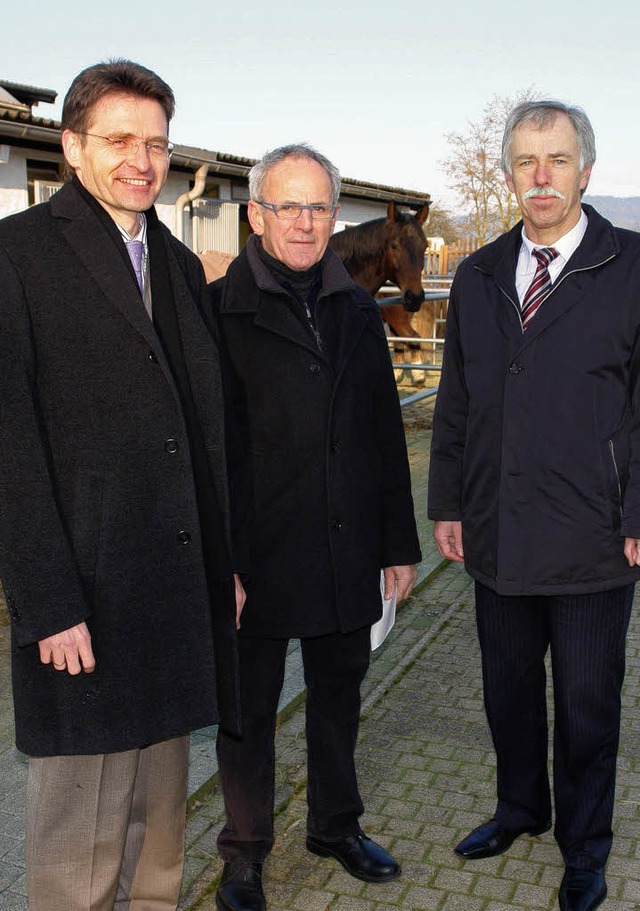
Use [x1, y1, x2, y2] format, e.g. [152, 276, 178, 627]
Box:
[429, 205, 640, 596]
[210, 238, 421, 638]
[0, 181, 240, 755]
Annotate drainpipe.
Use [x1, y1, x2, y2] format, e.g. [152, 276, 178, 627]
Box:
[174, 162, 209, 244]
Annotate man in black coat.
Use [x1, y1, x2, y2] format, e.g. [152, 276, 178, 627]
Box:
[209, 143, 421, 911]
[0, 60, 244, 910]
[429, 100, 640, 911]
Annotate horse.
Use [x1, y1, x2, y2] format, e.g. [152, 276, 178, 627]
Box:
[329, 201, 431, 382]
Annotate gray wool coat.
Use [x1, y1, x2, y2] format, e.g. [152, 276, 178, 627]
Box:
[0, 181, 240, 756]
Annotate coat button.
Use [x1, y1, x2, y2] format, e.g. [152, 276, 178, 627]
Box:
[330, 519, 343, 531]
[148, 350, 158, 362]
[177, 530, 191, 545]
[509, 363, 524, 375]
[165, 439, 179, 454]
[309, 362, 321, 374]
[330, 440, 340, 452]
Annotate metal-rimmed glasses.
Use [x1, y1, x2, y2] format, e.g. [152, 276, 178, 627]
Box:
[257, 201, 338, 220]
[76, 132, 174, 159]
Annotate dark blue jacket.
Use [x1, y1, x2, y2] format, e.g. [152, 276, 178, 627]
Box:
[428, 205, 640, 595]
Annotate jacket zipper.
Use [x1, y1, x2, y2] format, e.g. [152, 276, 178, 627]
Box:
[482, 253, 617, 330]
[607, 439, 623, 518]
[303, 300, 323, 353]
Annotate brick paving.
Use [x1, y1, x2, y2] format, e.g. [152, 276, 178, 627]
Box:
[1, 403, 640, 909]
[179, 564, 640, 911]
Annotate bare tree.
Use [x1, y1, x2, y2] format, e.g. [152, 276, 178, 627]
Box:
[440, 88, 538, 245]
[424, 202, 462, 245]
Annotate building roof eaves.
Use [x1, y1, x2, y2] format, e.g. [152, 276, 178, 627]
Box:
[0, 115, 431, 205]
[0, 80, 57, 106]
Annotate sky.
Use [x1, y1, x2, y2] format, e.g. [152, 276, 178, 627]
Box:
[3, 0, 639, 211]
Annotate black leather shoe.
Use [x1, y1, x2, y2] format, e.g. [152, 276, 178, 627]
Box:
[306, 832, 401, 882]
[454, 818, 551, 859]
[216, 861, 266, 911]
[558, 867, 607, 911]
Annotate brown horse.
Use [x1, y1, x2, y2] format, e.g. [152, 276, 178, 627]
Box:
[329, 201, 431, 381]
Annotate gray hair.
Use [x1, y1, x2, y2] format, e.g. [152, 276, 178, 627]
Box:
[248, 143, 341, 206]
[501, 100, 596, 175]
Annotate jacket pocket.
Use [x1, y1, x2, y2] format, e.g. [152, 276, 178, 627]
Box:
[69, 468, 105, 596]
[607, 439, 623, 523]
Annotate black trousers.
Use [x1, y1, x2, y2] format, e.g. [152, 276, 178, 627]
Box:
[216, 627, 371, 862]
[475, 581, 634, 870]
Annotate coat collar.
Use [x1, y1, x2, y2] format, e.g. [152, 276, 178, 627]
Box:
[50, 181, 161, 352]
[48, 181, 205, 415]
[472, 204, 620, 350]
[219, 234, 356, 312]
[217, 234, 381, 365]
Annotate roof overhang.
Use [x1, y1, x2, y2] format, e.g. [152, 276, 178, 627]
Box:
[0, 110, 431, 207]
[0, 80, 57, 107]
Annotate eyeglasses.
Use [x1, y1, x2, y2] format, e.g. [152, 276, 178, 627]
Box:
[77, 132, 174, 159]
[257, 201, 337, 220]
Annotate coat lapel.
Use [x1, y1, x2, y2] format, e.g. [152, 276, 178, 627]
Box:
[220, 244, 323, 357]
[512, 207, 618, 354]
[50, 183, 183, 402]
[326, 287, 375, 384]
[475, 206, 620, 357]
[51, 183, 162, 353]
[167, 239, 227, 466]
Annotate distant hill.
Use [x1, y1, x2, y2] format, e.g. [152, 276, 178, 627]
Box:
[583, 196, 640, 231]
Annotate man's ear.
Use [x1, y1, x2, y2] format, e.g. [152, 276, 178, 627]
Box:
[61, 130, 82, 170]
[504, 170, 515, 195]
[580, 165, 593, 193]
[248, 200, 265, 236]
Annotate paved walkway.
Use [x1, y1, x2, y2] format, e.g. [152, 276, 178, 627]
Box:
[178, 565, 640, 911]
[2, 400, 640, 909]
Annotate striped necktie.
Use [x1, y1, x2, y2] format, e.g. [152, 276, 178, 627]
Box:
[521, 246, 559, 330]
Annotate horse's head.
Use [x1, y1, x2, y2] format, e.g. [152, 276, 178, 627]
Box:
[382, 201, 430, 312]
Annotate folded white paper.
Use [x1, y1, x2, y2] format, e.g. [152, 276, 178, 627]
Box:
[370, 571, 397, 650]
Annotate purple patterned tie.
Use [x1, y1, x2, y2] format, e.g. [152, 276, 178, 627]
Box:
[125, 240, 145, 294]
[521, 246, 559, 330]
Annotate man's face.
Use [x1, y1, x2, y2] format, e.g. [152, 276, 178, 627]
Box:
[505, 112, 592, 244]
[62, 92, 170, 233]
[248, 157, 338, 271]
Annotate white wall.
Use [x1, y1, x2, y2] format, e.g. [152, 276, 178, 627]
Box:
[155, 171, 193, 239]
[336, 197, 390, 229]
[0, 147, 28, 219]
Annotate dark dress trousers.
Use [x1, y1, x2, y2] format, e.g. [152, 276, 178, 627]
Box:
[428, 206, 640, 870]
[0, 179, 240, 756]
[210, 237, 421, 860]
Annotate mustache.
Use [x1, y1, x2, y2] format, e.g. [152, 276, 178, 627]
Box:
[523, 186, 565, 200]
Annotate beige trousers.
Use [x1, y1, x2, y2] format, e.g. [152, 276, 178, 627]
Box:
[26, 735, 189, 911]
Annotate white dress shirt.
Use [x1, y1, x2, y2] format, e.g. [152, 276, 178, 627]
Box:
[515, 209, 588, 305]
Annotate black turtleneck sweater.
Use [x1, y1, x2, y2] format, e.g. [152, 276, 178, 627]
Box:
[256, 239, 324, 353]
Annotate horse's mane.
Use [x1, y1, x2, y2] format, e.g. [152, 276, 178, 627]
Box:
[329, 218, 387, 273]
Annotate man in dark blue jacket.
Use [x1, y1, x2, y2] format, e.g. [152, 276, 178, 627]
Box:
[429, 100, 640, 911]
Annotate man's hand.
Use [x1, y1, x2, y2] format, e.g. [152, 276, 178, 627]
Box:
[234, 573, 247, 630]
[624, 537, 640, 567]
[38, 622, 95, 675]
[434, 520, 464, 563]
[383, 564, 417, 602]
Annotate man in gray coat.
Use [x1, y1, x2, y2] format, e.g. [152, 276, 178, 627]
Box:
[429, 100, 640, 911]
[210, 144, 421, 911]
[0, 59, 244, 910]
